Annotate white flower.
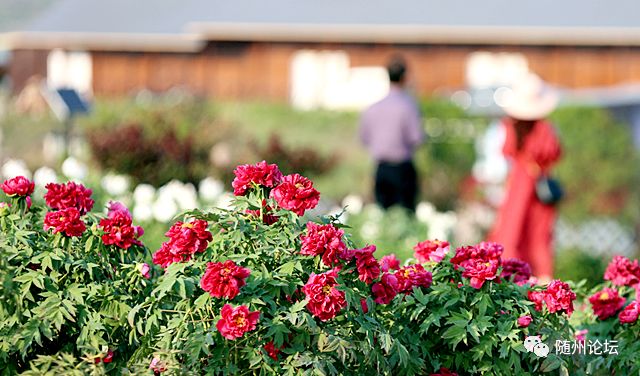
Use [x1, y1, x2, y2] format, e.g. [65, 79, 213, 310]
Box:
[133, 184, 156, 204]
[416, 202, 436, 223]
[133, 204, 153, 222]
[101, 173, 130, 196]
[152, 196, 178, 223]
[175, 183, 198, 211]
[199, 177, 224, 202]
[33, 166, 58, 187]
[61, 157, 87, 181]
[2, 159, 31, 179]
[341, 194, 363, 214]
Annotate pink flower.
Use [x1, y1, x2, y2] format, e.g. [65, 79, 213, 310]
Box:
[44, 181, 94, 214]
[450, 242, 502, 268]
[619, 301, 640, 324]
[604, 255, 640, 287]
[152, 220, 212, 268]
[360, 298, 369, 313]
[461, 259, 499, 289]
[589, 288, 626, 320]
[543, 280, 577, 316]
[528, 290, 546, 311]
[395, 264, 433, 294]
[138, 263, 151, 279]
[232, 160, 283, 196]
[1, 176, 34, 197]
[99, 202, 144, 249]
[302, 268, 346, 321]
[379, 254, 400, 272]
[517, 315, 532, 327]
[575, 329, 588, 341]
[300, 222, 346, 267]
[372, 272, 399, 304]
[200, 260, 251, 299]
[413, 239, 449, 263]
[270, 173, 320, 216]
[501, 258, 532, 285]
[149, 357, 168, 374]
[354, 245, 380, 284]
[43, 208, 86, 237]
[216, 304, 260, 340]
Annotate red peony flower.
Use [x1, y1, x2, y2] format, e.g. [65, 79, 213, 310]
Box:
[379, 254, 400, 272]
[430, 367, 459, 376]
[216, 304, 260, 340]
[619, 301, 640, 324]
[270, 173, 320, 216]
[246, 199, 279, 225]
[395, 264, 433, 294]
[354, 245, 380, 284]
[43, 207, 86, 237]
[604, 255, 640, 287]
[360, 298, 369, 313]
[414, 239, 449, 263]
[543, 280, 577, 316]
[501, 258, 532, 285]
[99, 201, 144, 249]
[263, 341, 283, 360]
[302, 268, 346, 321]
[528, 290, 546, 311]
[95, 349, 114, 364]
[300, 222, 346, 267]
[200, 260, 251, 299]
[517, 315, 532, 327]
[44, 181, 94, 214]
[451, 242, 503, 267]
[1, 176, 34, 197]
[589, 288, 626, 320]
[461, 259, 499, 289]
[232, 160, 283, 196]
[152, 220, 212, 268]
[372, 272, 399, 304]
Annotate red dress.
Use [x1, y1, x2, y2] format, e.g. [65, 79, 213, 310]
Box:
[488, 119, 562, 278]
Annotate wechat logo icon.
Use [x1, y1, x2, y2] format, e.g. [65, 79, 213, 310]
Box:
[524, 336, 549, 358]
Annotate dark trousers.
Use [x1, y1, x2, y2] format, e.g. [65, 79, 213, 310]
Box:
[374, 160, 418, 212]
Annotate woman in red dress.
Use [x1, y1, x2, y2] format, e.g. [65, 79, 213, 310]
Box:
[488, 74, 562, 281]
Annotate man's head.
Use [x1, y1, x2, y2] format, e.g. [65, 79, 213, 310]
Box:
[387, 56, 407, 85]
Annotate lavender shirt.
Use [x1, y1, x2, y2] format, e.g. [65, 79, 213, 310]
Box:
[359, 87, 425, 163]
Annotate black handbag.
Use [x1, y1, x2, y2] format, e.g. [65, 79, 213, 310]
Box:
[535, 175, 564, 205]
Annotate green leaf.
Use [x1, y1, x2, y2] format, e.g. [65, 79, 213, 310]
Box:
[278, 261, 296, 275]
[289, 300, 307, 313]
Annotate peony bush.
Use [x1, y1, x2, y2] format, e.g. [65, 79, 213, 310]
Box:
[0, 176, 153, 373]
[1, 162, 639, 375]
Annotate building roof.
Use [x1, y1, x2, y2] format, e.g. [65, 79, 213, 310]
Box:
[5, 0, 640, 51]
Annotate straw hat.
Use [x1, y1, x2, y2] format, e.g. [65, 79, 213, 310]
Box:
[500, 73, 558, 120]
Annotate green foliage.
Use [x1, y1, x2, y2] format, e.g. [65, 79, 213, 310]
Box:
[555, 249, 608, 289]
[0, 193, 153, 373]
[344, 206, 428, 261]
[551, 106, 640, 224]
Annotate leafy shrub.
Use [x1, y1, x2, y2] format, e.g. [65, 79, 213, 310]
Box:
[87, 122, 210, 187]
[344, 205, 429, 261]
[0, 179, 152, 373]
[251, 134, 338, 177]
[125, 161, 577, 375]
[550, 106, 640, 225]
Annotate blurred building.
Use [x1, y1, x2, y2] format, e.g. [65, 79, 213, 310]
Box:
[3, 0, 640, 111]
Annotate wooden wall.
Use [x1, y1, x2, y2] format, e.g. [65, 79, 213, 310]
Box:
[12, 42, 640, 99]
[8, 49, 49, 93]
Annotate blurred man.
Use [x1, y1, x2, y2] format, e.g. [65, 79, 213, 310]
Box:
[359, 56, 425, 211]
